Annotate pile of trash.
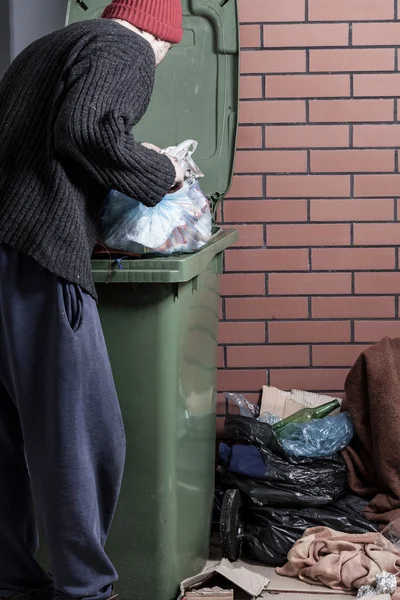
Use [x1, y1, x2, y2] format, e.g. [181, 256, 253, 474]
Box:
[215, 387, 377, 567]
[214, 338, 400, 599]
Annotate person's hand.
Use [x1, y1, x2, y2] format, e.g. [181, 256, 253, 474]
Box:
[141, 142, 162, 152]
[169, 156, 184, 193]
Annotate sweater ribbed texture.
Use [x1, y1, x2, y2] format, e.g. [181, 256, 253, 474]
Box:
[0, 19, 176, 299]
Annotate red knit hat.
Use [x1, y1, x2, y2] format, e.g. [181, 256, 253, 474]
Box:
[102, 0, 183, 44]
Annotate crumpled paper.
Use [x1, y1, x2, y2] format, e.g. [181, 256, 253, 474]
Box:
[357, 571, 397, 597]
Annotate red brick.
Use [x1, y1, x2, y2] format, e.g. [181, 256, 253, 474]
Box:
[265, 125, 349, 149]
[353, 125, 400, 148]
[226, 176, 263, 199]
[310, 199, 395, 222]
[218, 346, 225, 369]
[353, 23, 400, 47]
[270, 369, 349, 392]
[216, 394, 226, 416]
[240, 76, 262, 100]
[232, 225, 264, 247]
[216, 417, 227, 439]
[310, 49, 394, 73]
[309, 99, 395, 124]
[221, 273, 266, 296]
[240, 100, 306, 124]
[224, 200, 308, 223]
[227, 345, 309, 368]
[310, 150, 394, 173]
[355, 321, 400, 343]
[267, 224, 350, 247]
[355, 272, 400, 294]
[269, 273, 352, 295]
[225, 249, 309, 272]
[354, 75, 400, 98]
[237, 127, 262, 149]
[226, 297, 308, 320]
[262, 24, 348, 48]
[239, 0, 305, 22]
[241, 50, 306, 74]
[354, 223, 400, 245]
[312, 345, 370, 367]
[218, 322, 265, 344]
[266, 75, 350, 99]
[267, 175, 350, 198]
[312, 248, 395, 270]
[240, 25, 261, 48]
[234, 150, 307, 174]
[269, 321, 351, 343]
[355, 175, 400, 197]
[309, 0, 394, 21]
[218, 369, 267, 392]
[312, 296, 395, 319]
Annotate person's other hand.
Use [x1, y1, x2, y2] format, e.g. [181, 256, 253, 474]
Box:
[169, 156, 184, 193]
[141, 142, 162, 152]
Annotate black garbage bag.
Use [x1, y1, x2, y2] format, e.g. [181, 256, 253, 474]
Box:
[224, 415, 348, 502]
[218, 467, 338, 509]
[242, 495, 379, 567]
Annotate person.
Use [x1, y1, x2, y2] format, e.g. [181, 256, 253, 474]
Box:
[0, 2, 183, 600]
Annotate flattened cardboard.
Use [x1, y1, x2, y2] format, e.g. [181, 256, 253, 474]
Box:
[260, 386, 341, 420]
[186, 589, 233, 599]
[179, 559, 269, 599]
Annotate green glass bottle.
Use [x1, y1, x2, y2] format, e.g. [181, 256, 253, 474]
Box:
[272, 399, 340, 436]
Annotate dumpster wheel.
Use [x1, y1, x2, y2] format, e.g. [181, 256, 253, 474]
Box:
[220, 489, 244, 562]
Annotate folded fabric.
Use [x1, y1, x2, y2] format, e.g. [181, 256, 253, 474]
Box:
[219, 443, 267, 480]
[277, 526, 400, 597]
[341, 337, 400, 526]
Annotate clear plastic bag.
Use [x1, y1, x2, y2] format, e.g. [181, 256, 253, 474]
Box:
[225, 393, 259, 419]
[99, 140, 212, 256]
[258, 411, 281, 425]
[277, 412, 354, 458]
[382, 518, 400, 550]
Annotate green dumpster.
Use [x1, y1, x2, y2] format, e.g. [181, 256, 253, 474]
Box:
[65, 2, 239, 599]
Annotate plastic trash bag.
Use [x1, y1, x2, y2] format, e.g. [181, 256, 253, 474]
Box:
[224, 415, 348, 503]
[242, 496, 379, 567]
[258, 411, 281, 425]
[225, 393, 259, 419]
[277, 412, 354, 458]
[99, 140, 212, 255]
[218, 467, 340, 509]
[382, 518, 400, 550]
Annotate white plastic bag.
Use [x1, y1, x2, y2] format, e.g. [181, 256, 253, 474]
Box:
[99, 140, 212, 255]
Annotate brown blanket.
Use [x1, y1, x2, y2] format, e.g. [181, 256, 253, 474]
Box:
[277, 526, 400, 595]
[341, 337, 400, 526]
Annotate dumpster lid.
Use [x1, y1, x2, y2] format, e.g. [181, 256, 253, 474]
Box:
[65, 0, 239, 210]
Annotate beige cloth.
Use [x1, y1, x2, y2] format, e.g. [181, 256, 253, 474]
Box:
[277, 526, 400, 597]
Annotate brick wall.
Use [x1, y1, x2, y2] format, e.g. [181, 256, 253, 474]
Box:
[217, 0, 400, 432]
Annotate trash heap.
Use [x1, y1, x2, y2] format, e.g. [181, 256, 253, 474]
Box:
[215, 338, 400, 599]
[216, 387, 377, 567]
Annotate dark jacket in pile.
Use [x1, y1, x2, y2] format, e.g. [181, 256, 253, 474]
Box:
[0, 19, 175, 299]
[341, 336, 400, 526]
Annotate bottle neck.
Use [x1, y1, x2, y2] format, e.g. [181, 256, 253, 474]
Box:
[313, 400, 340, 418]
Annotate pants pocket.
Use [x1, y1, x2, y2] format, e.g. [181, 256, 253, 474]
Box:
[60, 280, 84, 335]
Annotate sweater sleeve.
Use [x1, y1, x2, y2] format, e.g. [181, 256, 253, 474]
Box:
[53, 55, 176, 207]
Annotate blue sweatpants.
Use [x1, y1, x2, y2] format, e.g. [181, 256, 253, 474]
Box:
[0, 243, 126, 600]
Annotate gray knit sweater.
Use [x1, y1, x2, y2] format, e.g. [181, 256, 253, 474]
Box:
[0, 19, 175, 298]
